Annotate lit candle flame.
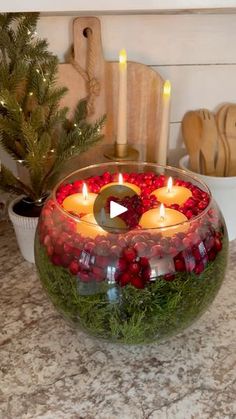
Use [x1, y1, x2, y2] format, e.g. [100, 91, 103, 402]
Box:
[118, 173, 123, 184]
[163, 80, 171, 97]
[119, 49, 127, 65]
[167, 177, 173, 193]
[159, 203, 165, 222]
[82, 183, 88, 200]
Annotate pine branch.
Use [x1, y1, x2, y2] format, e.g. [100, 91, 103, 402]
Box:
[0, 13, 107, 201]
[0, 164, 35, 197]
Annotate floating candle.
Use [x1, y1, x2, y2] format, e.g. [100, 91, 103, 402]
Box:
[139, 203, 188, 237]
[152, 177, 192, 206]
[100, 173, 141, 195]
[62, 183, 97, 215]
[77, 212, 126, 239]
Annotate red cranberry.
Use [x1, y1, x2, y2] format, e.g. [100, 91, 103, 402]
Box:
[198, 201, 208, 210]
[84, 241, 95, 252]
[142, 266, 151, 281]
[192, 247, 202, 262]
[117, 259, 127, 271]
[119, 272, 131, 286]
[54, 243, 63, 255]
[215, 237, 222, 252]
[63, 243, 73, 254]
[170, 204, 180, 211]
[185, 198, 196, 209]
[51, 254, 61, 266]
[96, 255, 109, 268]
[73, 180, 83, 190]
[61, 253, 72, 268]
[131, 276, 144, 289]
[69, 260, 79, 275]
[79, 272, 90, 282]
[42, 208, 52, 219]
[185, 210, 193, 219]
[73, 247, 82, 257]
[174, 258, 185, 271]
[208, 250, 216, 261]
[129, 262, 140, 274]
[123, 247, 137, 262]
[139, 257, 149, 267]
[194, 262, 205, 275]
[164, 273, 175, 281]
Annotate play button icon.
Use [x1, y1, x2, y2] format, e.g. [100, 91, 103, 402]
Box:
[110, 201, 128, 219]
[93, 184, 141, 233]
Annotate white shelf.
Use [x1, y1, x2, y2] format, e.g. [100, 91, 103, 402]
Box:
[1, 0, 236, 14]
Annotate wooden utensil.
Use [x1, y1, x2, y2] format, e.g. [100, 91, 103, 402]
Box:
[216, 104, 230, 176]
[198, 109, 218, 176]
[182, 111, 201, 173]
[225, 105, 236, 176]
[214, 129, 226, 177]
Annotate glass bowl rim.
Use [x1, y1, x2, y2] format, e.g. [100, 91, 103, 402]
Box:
[51, 161, 213, 231]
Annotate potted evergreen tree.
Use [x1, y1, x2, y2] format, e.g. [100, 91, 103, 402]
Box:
[0, 13, 105, 262]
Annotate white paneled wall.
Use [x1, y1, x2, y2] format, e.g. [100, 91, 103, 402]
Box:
[1, 13, 236, 170]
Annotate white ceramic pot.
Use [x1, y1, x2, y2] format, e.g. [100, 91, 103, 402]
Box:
[8, 197, 39, 263]
[179, 155, 236, 241]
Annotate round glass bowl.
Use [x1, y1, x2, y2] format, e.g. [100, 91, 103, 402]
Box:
[35, 163, 229, 344]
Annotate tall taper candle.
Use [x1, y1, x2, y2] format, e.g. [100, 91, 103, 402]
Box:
[117, 49, 127, 145]
[157, 80, 171, 165]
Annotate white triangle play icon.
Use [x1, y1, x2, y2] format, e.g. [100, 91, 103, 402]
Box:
[110, 201, 128, 219]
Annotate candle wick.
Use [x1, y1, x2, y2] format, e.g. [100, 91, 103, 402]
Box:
[160, 216, 165, 222]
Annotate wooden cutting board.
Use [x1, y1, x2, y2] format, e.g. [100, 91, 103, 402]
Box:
[57, 17, 164, 166]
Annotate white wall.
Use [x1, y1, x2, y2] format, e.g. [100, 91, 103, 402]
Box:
[38, 13, 236, 165]
[1, 13, 236, 170]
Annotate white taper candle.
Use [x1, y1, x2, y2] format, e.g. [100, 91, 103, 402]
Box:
[117, 49, 128, 145]
[157, 80, 171, 165]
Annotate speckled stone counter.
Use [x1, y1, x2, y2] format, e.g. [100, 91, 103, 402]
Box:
[0, 221, 236, 419]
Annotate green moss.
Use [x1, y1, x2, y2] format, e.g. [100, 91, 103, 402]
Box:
[35, 237, 228, 344]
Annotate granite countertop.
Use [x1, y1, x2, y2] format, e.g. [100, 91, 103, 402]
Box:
[0, 221, 236, 419]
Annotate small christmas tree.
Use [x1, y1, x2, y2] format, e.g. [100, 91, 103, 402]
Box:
[0, 13, 105, 203]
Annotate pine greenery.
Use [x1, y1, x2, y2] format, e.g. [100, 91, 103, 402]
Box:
[35, 236, 228, 344]
[0, 13, 105, 201]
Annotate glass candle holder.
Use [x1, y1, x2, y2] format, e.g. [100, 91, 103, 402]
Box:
[35, 163, 229, 344]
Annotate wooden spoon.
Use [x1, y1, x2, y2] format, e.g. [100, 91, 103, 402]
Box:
[182, 111, 201, 173]
[225, 105, 236, 176]
[198, 109, 218, 176]
[216, 104, 230, 176]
